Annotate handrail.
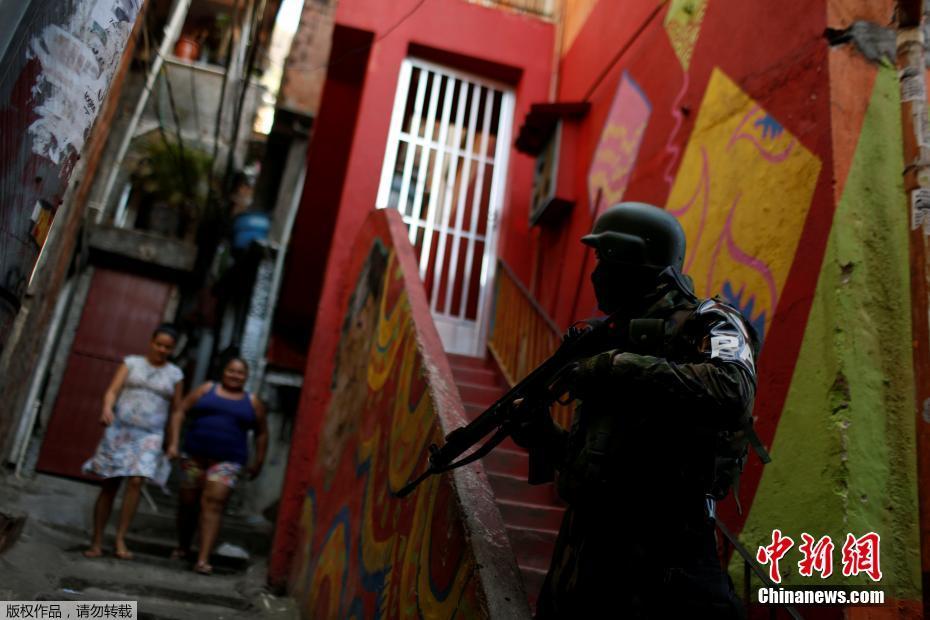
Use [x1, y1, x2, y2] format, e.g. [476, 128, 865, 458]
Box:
[269, 209, 530, 617]
[488, 259, 573, 429]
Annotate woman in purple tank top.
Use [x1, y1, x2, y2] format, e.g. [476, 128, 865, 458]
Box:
[166, 356, 268, 575]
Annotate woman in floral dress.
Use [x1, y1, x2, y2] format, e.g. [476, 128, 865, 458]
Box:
[82, 324, 184, 559]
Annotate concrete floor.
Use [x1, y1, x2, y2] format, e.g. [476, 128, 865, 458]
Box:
[0, 471, 298, 620]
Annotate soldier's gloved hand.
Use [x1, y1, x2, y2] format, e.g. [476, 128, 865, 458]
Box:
[508, 398, 553, 449]
[550, 349, 619, 399]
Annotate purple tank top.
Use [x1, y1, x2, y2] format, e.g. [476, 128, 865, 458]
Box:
[183, 385, 256, 465]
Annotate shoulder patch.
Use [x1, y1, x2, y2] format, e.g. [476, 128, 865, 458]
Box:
[695, 299, 756, 377]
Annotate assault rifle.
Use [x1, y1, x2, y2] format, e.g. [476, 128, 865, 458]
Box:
[395, 313, 665, 498]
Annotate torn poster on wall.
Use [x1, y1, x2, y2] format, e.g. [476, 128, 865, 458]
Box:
[27, 0, 141, 165]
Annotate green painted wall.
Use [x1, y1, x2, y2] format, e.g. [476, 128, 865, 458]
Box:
[731, 65, 922, 599]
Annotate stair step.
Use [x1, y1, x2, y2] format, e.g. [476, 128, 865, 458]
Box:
[519, 565, 547, 609]
[483, 448, 528, 478]
[65, 558, 245, 599]
[447, 351, 565, 615]
[457, 381, 505, 407]
[451, 366, 506, 386]
[58, 575, 250, 611]
[497, 498, 565, 531]
[447, 353, 496, 371]
[111, 533, 249, 573]
[505, 525, 558, 572]
[132, 512, 271, 556]
[38, 519, 249, 573]
[39, 587, 252, 620]
[486, 472, 559, 504]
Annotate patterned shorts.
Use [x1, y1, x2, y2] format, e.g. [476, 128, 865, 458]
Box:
[179, 457, 243, 490]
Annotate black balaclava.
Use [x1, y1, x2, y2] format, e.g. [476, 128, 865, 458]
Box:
[591, 260, 661, 315]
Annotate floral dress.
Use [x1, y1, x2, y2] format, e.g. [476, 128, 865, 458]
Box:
[82, 355, 183, 486]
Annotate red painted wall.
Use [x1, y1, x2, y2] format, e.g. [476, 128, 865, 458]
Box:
[330, 0, 552, 285]
[271, 0, 553, 591]
[275, 0, 922, 609]
[499, 0, 922, 609]
[272, 0, 553, 367]
[273, 25, 373, 362]
[499, 0, 835, 543]
[270, 208, 527, 616]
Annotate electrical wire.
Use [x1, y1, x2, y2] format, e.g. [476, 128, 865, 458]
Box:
[581, 0, 668, 102]
[223, 0, 269, 196]
[206, 0, 243, 211]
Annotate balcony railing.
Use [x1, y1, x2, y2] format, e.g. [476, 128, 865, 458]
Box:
[466, 0, 556, 18]
[488, 260, 573, 429]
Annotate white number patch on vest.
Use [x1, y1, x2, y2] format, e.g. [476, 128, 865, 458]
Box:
[710, 335, 741, 361]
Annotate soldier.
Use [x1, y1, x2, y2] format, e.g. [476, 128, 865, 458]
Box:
[515, 202, 756, 618]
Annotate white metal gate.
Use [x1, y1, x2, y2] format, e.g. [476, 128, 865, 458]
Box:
[376, 58, 514, 356]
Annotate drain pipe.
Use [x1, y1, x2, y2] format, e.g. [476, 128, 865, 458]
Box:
[896, 0, 930, 587]
[247, 155, 307, 393]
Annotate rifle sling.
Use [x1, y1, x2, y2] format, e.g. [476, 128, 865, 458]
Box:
[714, 518, 803, 620]
[746, 426, 772, 464]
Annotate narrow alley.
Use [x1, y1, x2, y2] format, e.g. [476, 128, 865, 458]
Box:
[2, 0, 930, 617]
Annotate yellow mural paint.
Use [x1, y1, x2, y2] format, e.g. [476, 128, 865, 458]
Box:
[388, 336, 436, 493]
[391, 475, 439, 619]
[305, 230, 484, 617]
[359, 434, 395, 576]
[666, 68, 822, 338]
[368, 253, 407, 391]
[663, 0, 709, 71]
[415, 479, 476, 619]
[292, 493, 316, 599]
[307, 517, 348, 619]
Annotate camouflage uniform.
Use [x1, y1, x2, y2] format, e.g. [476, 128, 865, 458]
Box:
[532, 267, 756, 619]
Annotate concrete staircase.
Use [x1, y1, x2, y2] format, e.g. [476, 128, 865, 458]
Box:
[0, 472, 296, 620]
[447, 354, 565, 611]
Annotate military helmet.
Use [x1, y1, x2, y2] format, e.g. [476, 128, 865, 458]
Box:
[582, 202, 686, 270]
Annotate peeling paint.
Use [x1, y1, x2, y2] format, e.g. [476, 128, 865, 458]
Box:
[27, 0, 141, 165]
[733, 66, 921, 599]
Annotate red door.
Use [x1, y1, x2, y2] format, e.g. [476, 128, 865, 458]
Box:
[36, 268, 173, 479]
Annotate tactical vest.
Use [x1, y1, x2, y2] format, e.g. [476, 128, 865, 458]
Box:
[556, 293, 763, 515]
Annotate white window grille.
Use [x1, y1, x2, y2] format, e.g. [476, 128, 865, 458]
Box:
[377, 58, 515, 356]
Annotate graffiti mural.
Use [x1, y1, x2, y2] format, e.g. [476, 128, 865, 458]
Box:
[288, 243, 485, 618]
[0, 0, 143, 347]
[660, 0, 709, 186]
[663, 0, 708, 71]
[587, 72, 651, 214]
[665, 68, 822, 340]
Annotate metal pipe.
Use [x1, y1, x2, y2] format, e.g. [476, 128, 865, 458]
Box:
[896, 0, 930, 585]
[94, 0, 193, 223]
[223, 0, 268, 195]
[11, 277, 75, 476]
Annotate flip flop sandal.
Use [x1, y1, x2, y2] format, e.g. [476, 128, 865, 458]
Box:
[193, 562, 213, 575]
[114, 549, 134, 560]
[170, 548, 189, 560]
[82, 548, 104, 558]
